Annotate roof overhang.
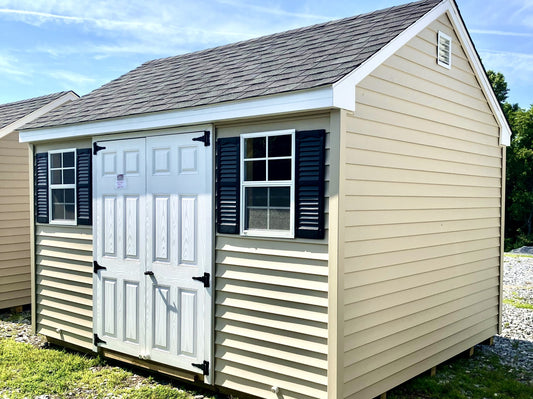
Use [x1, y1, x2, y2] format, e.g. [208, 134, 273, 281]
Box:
[333, 0, 511, 146]
[19, 86, 336, 143]
[20, 0, 511, 146]
[1, 91, 79, 140]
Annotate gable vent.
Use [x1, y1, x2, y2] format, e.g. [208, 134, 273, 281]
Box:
[437, 31, 452, 69]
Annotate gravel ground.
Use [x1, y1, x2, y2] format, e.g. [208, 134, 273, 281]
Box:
[1, 253, 532, 396]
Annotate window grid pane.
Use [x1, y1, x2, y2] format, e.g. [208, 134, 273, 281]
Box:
[49, 150, 76, 222]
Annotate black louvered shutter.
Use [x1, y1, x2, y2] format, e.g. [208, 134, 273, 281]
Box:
[216, 137, 240, 234]
[295, 129, 326, 239]
[34, 152, 49, 224]
[76, 148, 92, 225]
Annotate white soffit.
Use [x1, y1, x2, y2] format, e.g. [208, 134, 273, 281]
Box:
[333, 0, 511, 146]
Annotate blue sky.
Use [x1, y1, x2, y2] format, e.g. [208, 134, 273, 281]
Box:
[0, 0, 532, 108]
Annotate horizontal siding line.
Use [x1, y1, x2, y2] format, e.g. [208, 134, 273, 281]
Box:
[344, 160, 500, 182]
[343, 238, 500, 274]
[37, 326, 93, 349]
[350, 324, 496, 399]
[36, 248, 93, 264]
[401, 44, 480, 93]
[345, 209, 501, 227]
[344, 274, 499, 321]
[374, 57, 492, 114]
[344, 235, 500, 270]
[343, 260, 498, 305]
[344, 218, 500, 240]
[216, 304, 328, 339]
[0, 288, 30, 302]
[37, 266, 93, 286]
[214, 365, 326, 399]
[37, 257, 92, 274]
[38, 307, 92, 329]
[0, 250, 31, 261]
[345, 131, 501, 169]
[216, 278, 328, 307]
[344, 195, 501, 206]
[356, 86, 499, 134]
[36, 275, 92, 295]
[36, 238, 93, 253]
[215, 319, 328, 355]
[215, 331, 327, 369]
[343, 312, 498, 387]
[216, 292, 328, 324]
[345, 176, 501, 191]
[216, 264, 328, 292]
[215, 360, 327, 398]
[359, 74, 496, 126]
[344, 225, 500, 247]
[36, 227, 93, 241]
[344, 286, 498, 340]
[0, 272, 30, 284]
[343, 248, 499, 286]
[37, 297, 92, 318]
[216, 252, 328, 276]
[215, 241, 328, 261]
[215, 346, 327, 386]
[37, 287, 92, 307]
[0, 264, 31, 275]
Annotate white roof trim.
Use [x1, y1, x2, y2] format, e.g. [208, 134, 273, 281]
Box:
[333, 0, 511, 146]
[0, 91, 79, 140]
[19, 87, 334, 143]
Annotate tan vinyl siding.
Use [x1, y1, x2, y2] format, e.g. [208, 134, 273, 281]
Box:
[33, 138, 93, 349]
[214, 114, 332, 399]
[0, 131, 31, 309]
[35, 224, 93, 349]
[341, 15, 502, 399]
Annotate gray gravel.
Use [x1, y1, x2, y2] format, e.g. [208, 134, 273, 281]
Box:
[477, 251, 533, 375]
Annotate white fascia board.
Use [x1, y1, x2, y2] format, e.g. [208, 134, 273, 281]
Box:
[0, 91, 79, 140]
[19, 87, 334, 143]
[332, 0, 511, 146]
[445, 1, 511, 146]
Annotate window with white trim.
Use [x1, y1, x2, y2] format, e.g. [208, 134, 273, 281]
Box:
[49, 149, 76, 223]
[240, 130, 295, 237]
[437, 31, 452, 69]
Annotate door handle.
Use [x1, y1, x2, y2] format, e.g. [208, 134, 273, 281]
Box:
[144, 270, 154, 276]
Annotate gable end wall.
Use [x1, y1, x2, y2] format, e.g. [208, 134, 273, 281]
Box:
[341, 14, 502, 399]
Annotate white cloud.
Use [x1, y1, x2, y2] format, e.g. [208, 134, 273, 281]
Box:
[215, 0, 334, 20]
[45, 70, 97, 85]
[470, 29, 533, 37]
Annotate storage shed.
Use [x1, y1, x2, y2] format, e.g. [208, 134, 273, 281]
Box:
[0, 91, 78, 309]
[19, 0, 511, 398]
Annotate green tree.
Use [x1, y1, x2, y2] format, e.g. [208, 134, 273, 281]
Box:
[487, 70, 533, 249]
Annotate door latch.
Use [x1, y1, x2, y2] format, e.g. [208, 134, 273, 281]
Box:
[144, 270, 154, 276]
[192, 272, 210, 288]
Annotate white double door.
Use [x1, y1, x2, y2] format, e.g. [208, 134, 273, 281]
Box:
[93, 132, 212, 375]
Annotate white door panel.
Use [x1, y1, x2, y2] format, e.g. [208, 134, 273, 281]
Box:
[94, 132, 212, 377]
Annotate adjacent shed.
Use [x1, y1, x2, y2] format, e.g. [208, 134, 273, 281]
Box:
[0, 91, 78, 309]
[19, 0, 511, 398]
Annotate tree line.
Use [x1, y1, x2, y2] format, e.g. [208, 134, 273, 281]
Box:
[487, 71, 533, 250]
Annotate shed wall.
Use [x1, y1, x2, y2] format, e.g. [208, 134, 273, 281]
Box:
[0, 131, 31, 309]
[33, 139, 94, 349]
[341, 15, 503, 399]
[214, 114, 333, 399]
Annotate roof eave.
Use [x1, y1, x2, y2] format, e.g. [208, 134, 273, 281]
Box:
[19, 86, 336, 143]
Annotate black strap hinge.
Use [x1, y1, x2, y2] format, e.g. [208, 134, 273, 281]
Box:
[192, 272, 210, 288]
[94, 333, 107, 346]
[93, 261, 107, 274]
[192, 360, 209, 376]
[93, 142, 106, 155]
[192, 131, 210, 147]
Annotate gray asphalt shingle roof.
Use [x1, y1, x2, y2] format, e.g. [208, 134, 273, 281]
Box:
[24, 0, 441, 130]
[0, 91, 72, 130]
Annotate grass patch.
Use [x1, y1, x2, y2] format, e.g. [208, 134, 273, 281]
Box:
[504, 297, 533, 310]
[0, 338, 201, 399]
[388, 352, 533, 399]
[504, 253, 533, 258]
